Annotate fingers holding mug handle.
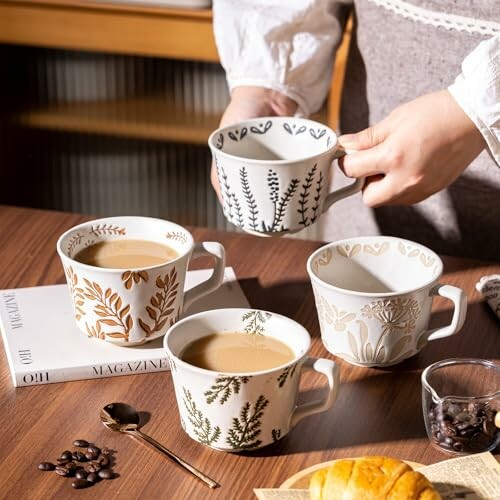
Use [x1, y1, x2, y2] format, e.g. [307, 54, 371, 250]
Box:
[426, 284, 467, 341]
[322, 147, 365, 213]
[290, 357, 339, 428]
[183, 242, 226, 311]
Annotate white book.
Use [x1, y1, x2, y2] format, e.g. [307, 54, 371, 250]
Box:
[0, 267, 248, 387]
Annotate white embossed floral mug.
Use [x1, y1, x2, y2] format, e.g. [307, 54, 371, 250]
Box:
[57, 216, 226, 346]
[307, 236, 467, 367]
[163, 308, 339, 452]
[208, 116, 363, 236]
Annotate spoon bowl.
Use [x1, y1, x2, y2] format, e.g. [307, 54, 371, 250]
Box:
[101, 402, 218, 488]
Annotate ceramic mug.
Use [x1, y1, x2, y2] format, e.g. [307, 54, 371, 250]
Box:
[307, 236, 467, 367]
[208, 117, 363, 236]
[57, 216, 226, 346]
[163, 308, 340, 452]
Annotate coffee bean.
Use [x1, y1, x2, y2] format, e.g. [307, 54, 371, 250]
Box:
[74, 451, 87, 462]
[38, 462, 55, 471]
[55, 466, 69, 477]
[98, 455, 110, 468]
[86, 461, 102, 473]
[87, 472, 99, 483]
[101, 447, 111, 456]
[85, 452, 95, 461]
[57, 458, 70, 465]
[98, 469, 115, 480]
[73, 439, 90, 448]
[61, 450, 73, 461]
[71, 479, 90, 489]
[75, 470, 88, 480]
[87, 446, 101, 456]
[427, 400, 498, 454]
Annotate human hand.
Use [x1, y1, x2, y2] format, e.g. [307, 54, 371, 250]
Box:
[339, 90, 486, 207]
[211, 86, 297, 201]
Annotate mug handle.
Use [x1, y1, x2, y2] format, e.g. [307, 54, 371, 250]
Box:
[183, 242, 226, 311]
[426, 284, 467, 341]
[322, 146, 365, 213]
[290, 357, 339, 428]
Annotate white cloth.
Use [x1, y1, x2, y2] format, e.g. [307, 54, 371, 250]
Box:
[212, 0, 344, 117]
[213, 1, 500, 165]
[448, 35, 500, 167]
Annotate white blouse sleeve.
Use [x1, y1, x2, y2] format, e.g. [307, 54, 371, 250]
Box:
[212, 0, 348, 116]
[448, 35, 500, 166]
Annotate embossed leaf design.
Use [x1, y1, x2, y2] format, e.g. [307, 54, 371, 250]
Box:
[363, 242, 390, 256]
[337, 244, 361, 258]
[390, 335, 412, 360]
[398, 242, 407, 255]
[347, 332, 359, 360]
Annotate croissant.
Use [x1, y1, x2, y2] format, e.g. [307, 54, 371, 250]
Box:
[309, 456, 441, 500]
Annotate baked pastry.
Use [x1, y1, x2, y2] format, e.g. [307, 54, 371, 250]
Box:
[309, 456, 441, 499]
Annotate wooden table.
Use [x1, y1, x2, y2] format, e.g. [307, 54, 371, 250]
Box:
[0, 205, 499, 499]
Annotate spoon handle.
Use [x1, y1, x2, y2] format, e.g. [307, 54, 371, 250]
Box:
[127, 429, 219, 489]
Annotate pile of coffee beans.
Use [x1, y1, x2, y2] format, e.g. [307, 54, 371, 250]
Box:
[427, 401, 499, 453]
[38, 439, 116, 489]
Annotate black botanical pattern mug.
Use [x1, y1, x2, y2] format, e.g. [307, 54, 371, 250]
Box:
[208, 117, 363, 236]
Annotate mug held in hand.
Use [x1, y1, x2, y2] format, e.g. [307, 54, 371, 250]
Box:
[208, 117, 363, 236]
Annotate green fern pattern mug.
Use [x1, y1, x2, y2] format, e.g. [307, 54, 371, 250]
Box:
[208, 117, 363, 236]
[163, 308, 339, 452]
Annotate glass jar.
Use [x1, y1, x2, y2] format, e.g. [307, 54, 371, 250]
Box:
[421, 358, 500, 455]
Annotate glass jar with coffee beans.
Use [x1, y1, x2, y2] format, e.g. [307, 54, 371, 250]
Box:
[38, 438, 116, 489]
[422, 358, 500, 454]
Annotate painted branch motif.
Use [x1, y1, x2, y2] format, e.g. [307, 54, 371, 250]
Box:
[241, 310, 271, 335]
[271, 429, 282, 443]
[83, 279, 133, 341]
[204, 376, 250, 405]
[277, 364, 297, 388]
[121, 271, 149, 290]
[64, 265, 86, 321]
[89, 224, 126, 238]
[264, 169, 299, 232]
[240, 167, 259, 231]
[311, 171, 323, 224]
[298, 163, 318, 227]
[138, 267, 179, 337]
[183, 388, 221, 446]
[226, 395, 269, 450]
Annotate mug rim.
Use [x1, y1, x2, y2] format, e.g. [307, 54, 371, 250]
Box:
[56, 215, 195, 273]
[208, 116, 339, 165]
[307, 235, 444, 298]
[163, 307, 311, 377]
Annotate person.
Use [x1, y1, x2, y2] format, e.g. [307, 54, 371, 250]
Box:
[211, 0, 500, 260]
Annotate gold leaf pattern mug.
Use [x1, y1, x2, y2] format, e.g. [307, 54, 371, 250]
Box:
[307, 236, 468, 367]
[57, 216, 226, 346]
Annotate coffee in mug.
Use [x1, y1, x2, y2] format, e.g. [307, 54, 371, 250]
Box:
[74, 239, 179, 269]
[164, 308, 339, 452]
[57, 216, 226, 346]
[180, 332, 295, 372]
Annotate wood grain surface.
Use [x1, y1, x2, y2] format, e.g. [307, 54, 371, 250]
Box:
[0, 205, 498, 500]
